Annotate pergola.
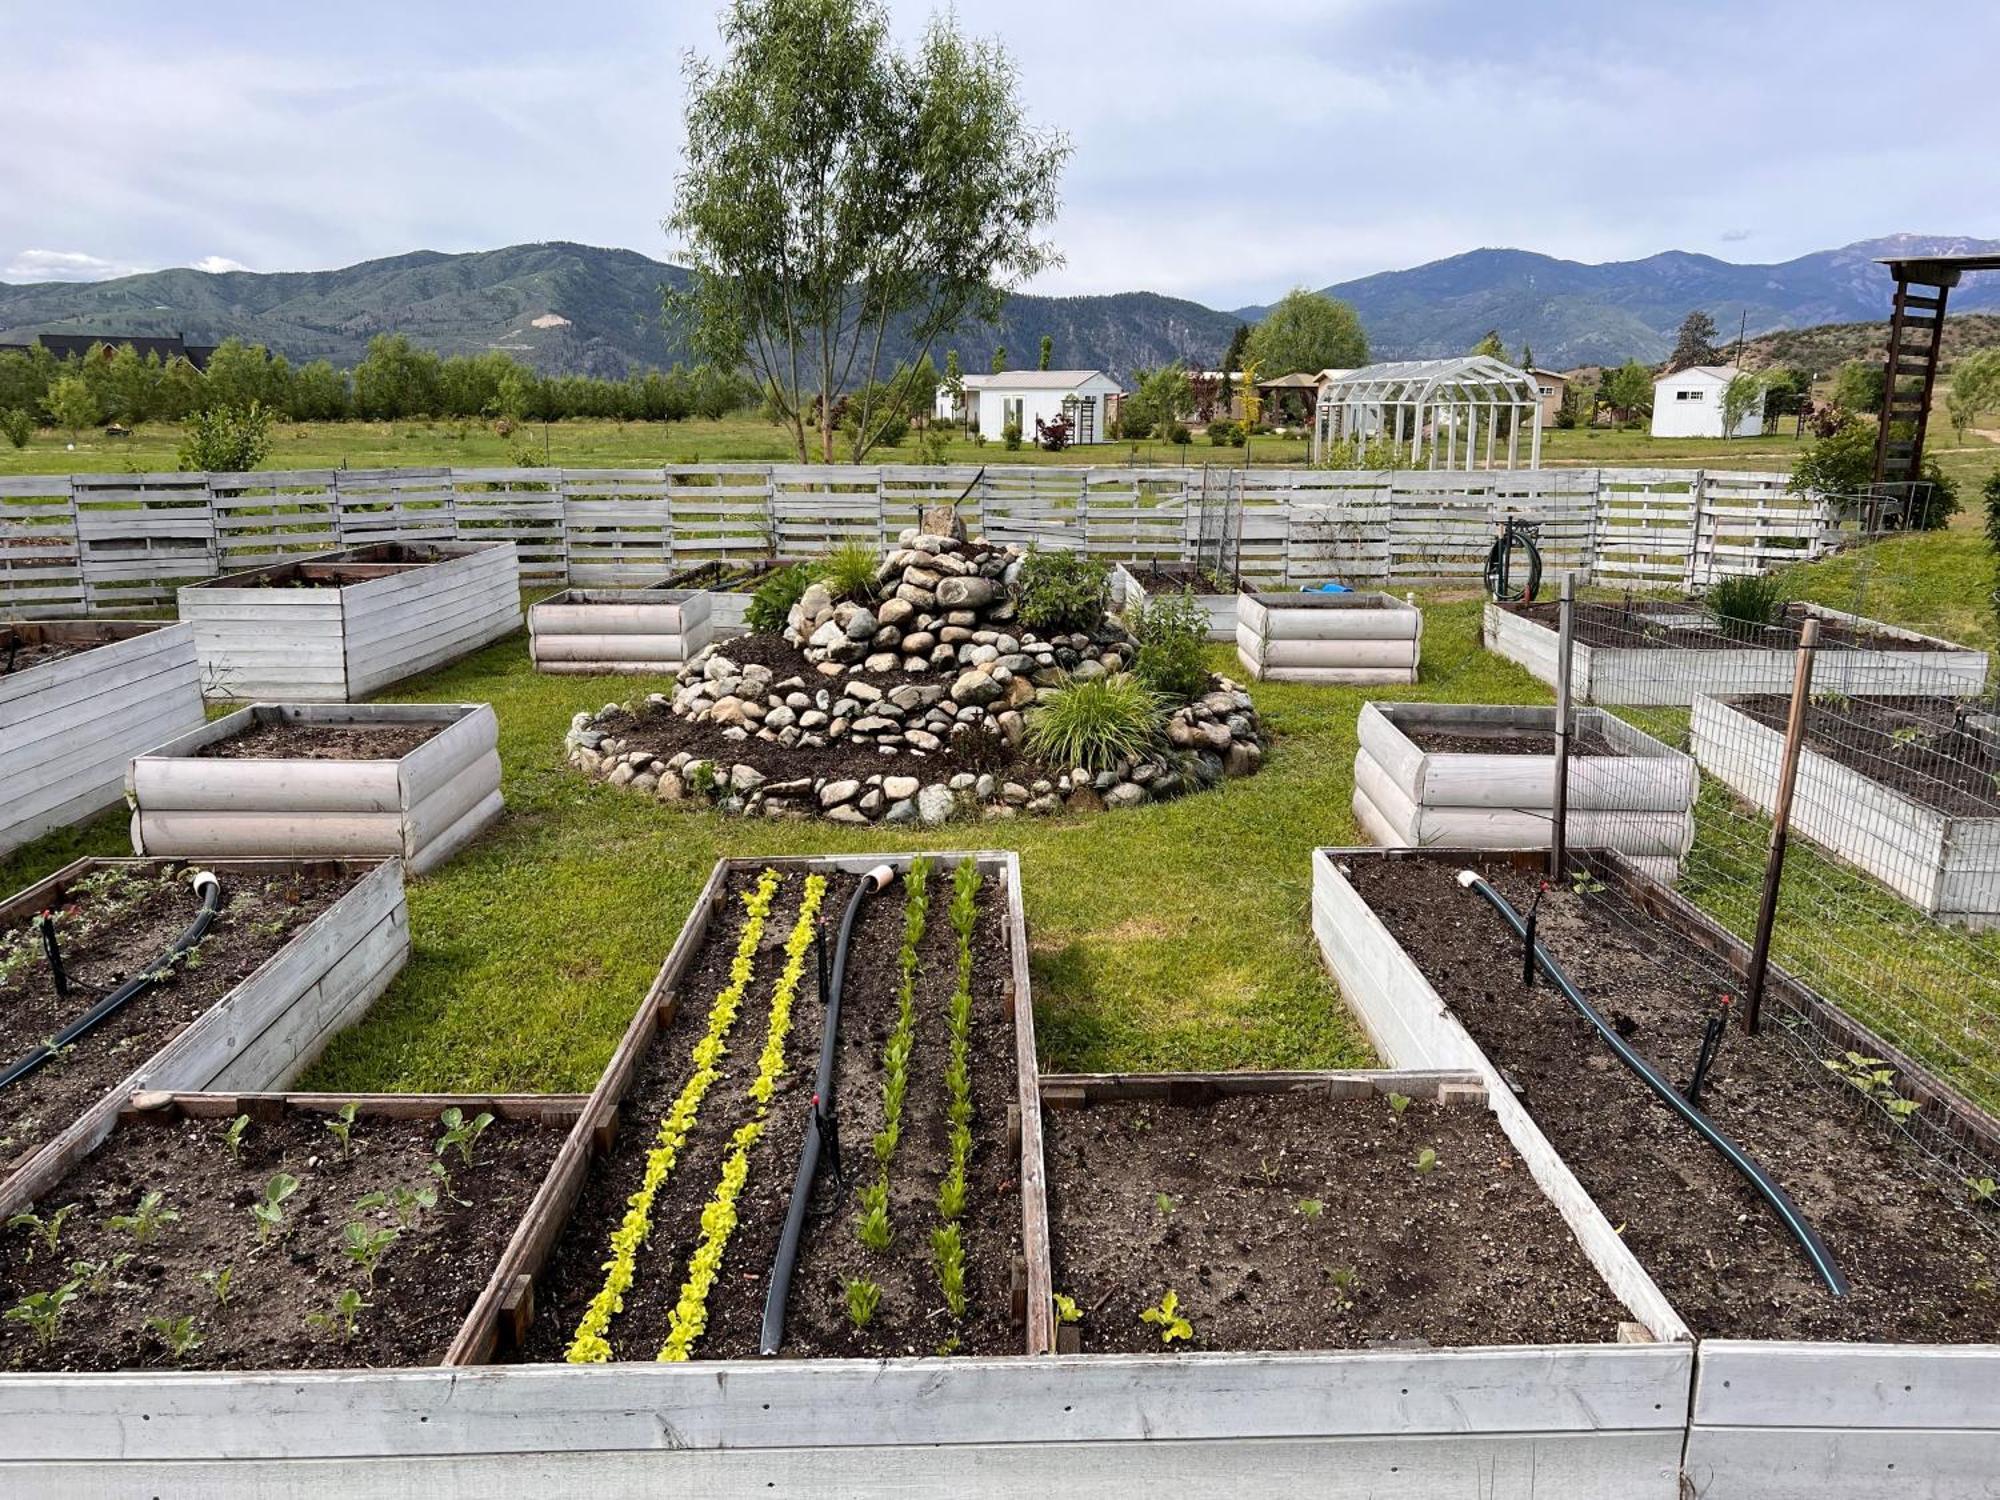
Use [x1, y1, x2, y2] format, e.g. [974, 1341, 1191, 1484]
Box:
[1311, 355, 1543, 470]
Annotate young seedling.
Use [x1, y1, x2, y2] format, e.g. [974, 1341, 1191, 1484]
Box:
[931, 1223, 967, 1319]
[1967, 1177, 1998, 1207]
[146, 1314, 202, 1359]
[108, 1190, 179, 1247]
[429, 1160, 470, 1208]
[1052, 1292, 1083, 1326]
[222, 1114, 251, 1162]
[1414, 1147, 1439, 1176]
[844, 1277, 883, 1329]
[855, 1182, 892, 1252]
[1295, 1198, 1325, 1220]
[360, 1182, 438, 1231]
[1386, 1092, 1412, 1118]
[324, 1102, 360, 1160]
[250, 1172, 301, 1244]
[6, 1202, 79, 1262]
[435, 1108, 494, 1168]
[1154, 1192, 1176, 1217]
[199, 1266, 235, 1305]
[1256, 1157, 1281, 1184]
[305, 1287, 369, 1340]
[1890, 724, 1926, 750]
[1139, 1290, 1192, 1345]
[1326, 1265, 1360, 1312]
[5, 1279, 82, 1349]
[340, 1222, 399, 1284]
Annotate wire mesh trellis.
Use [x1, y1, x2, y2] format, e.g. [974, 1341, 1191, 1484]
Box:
[1534, 579, 2000, 1198]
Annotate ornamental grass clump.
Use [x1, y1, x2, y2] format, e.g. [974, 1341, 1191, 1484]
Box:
[1023, 674, 1164, 774]
[657, 875, 828, 1361]
[565, 869, 786, 1364]
[1706, 572, 1787, 640]
[858, 858, 932, 1254]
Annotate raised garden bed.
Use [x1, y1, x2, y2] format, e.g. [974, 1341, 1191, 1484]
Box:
[1236, 590, 1422, 684]
[527, 587, 713, 675]
[1692, 692, 2000, 927]
[658, 557, 799, 636]
[1353, 701, 1697, 883]
[0, 620, 205, 857]
[1111, 561, 1259, 641]
[1486, 599, 1991, 707]
[0, 1091, 580, 1371]
[0, 857, 408, 1207]
[500, 851, 1051, 1363]
[178, 541, 522, 701]
[127, 703, 503, 875]
[1313, 844, 2000, 1492]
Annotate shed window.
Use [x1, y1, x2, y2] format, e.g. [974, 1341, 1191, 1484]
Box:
[1677, 389, 1703, 401]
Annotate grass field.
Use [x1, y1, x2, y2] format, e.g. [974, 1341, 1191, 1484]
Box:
[4, 528, 1997, 1108]
[7, 414, 1995, 496]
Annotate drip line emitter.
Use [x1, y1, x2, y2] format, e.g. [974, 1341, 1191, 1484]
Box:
[1458, 866, 1847, 1298]
[0, 869, 224, 1094]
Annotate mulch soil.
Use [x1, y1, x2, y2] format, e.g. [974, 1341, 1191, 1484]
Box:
[2, 638, 90, 675]
[1732, 693, 2000, 817]
[0, 865, 361, 1177]
[1045, 1091, 1628, 1353]
[1407, 728, 1619, 757]
[1345, 857, 2000, 1342]
[1122, 561, 1254, 595]
[1507, 600, 1949, 653]
[518, 861, 1025, 1362]
[0, 1106, 562, 1370]
[197, 720, 443, 762]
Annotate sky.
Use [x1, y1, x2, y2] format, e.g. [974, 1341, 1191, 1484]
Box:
[4, 0, 1998, 308]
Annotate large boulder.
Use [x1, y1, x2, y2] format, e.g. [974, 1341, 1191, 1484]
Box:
[934, 575, 998, 610]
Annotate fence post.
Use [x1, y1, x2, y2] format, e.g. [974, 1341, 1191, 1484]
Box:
[1550, 570, 1575, 880]
[1745, 616, 1820, 1033]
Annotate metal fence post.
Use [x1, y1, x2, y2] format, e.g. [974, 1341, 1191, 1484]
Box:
[1549, 571, 1575, 879]
[1744, 616, 1821, 1033]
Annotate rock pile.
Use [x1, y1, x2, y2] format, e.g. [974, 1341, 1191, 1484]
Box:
[562, 527, 1267, 825]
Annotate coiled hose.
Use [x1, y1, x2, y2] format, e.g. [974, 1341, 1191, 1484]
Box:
[1484, 520, 1543, 603]
[0, 869, 223, 1093]
[759, 863, 897, 1355]
[1456, 868, 1847, 1297]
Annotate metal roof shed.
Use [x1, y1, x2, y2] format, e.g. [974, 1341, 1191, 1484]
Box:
[1312, 355, 1543, 470]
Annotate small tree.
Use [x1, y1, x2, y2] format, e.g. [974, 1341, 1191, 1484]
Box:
[42, 374, 98, 442]
[1037, 335, 1052, 371]
[1947, 349, 2000, 443]
[1470, 329, 1506, 359]
[1244, 289, 1366, 378]
[0, 408, 31, 449]
[991, 346, 1007, 375]
[1830, 360, 1886, 417]
[177, 401, 272, 472]
[1789, 419, 1874, 499]
[1598, 360, 1654, 426]
[1668, 311, 1721, 371]
[1721, 372, 1764, 439]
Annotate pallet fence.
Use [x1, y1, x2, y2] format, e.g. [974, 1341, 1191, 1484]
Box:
[0, 464, 1839, 616]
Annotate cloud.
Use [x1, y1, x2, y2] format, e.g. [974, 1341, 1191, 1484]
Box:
[190, 255, 252, 274]
[4, 248, 151, 282]
[1719, 230, 1753, 244]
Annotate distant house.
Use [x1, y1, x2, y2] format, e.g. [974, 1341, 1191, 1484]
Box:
[12, 333, 219, 370]
[1527, 368, 1569, 427]
[1650, 364, 1762, 439]
[936, 370, 1123, 444]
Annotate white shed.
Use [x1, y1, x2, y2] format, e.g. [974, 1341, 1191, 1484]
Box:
[936, 370, 1124, 444]
[1650, 365, 1763, 439]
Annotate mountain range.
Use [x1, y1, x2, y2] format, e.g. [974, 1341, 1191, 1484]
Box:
[3, 234, 1996, 380]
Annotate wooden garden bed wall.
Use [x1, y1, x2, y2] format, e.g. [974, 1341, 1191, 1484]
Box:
[460, 850, 1054, 1368]
[127, 703, 503, 875]
[4, 466, 1834, 616]
[0, 857, 409, 1215]
[0, 620, 206, 856]
[1236, 592, 1423, 685]
[1109, 562, 1246, 641]
[527, 588, 713, 674]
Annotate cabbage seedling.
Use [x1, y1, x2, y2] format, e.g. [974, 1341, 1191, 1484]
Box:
[340, 1222, 399, 1284]
[250, 1172, 301, 1244]
[1413, 1147, 1439, 1175]
[222, 1114, 250, 1162]
[1295, 1198, 1324, 1220]
[108, 1190, 179, 1247]
[200, 1265, 234, 1305]
[4, 1279, 82, 1349]
[1052, 1292, 1082, 1325]
[306, 1287, 368, 1340]
[324, 1102, 360, 1160]
[436, 1108, 494, 1167]
[1139, 1290, 1192, 1344]
[146, 1314, 202, 1359]
[6, 1202, 79, 1262]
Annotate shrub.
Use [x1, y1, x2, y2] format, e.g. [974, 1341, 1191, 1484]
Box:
[1117, 407, 1154, 440]
[1206, 420, 1240, 446]
[1128, 589, 1210, 701]
[818, 542, 879, 603]
[1167, 422, 1191, 445]
[1912, 453, 1960, 530]
[0, 408, 29, 449]
[177, 401, 271, 472]
[1002, 421, 1022, 451]
[1707, 572, 1787, 639]
[1015, 547, 1109, 634]
[1025, 674, 1165, 773]
[745, 561, 821, 634]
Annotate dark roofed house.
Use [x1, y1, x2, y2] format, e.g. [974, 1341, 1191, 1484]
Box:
[25, 333, 217, 370]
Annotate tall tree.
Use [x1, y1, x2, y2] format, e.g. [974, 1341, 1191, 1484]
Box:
[42, 373, 98, 442]
[670, 0, 1069, 462]
[1668, 311, 1721, 371]
[1721, 372, 1765, 439]
[1221, 323, 1249, 374]
[1037, 334, 1053, 370]
[1243, 289, 1366, 378]
[1519, 343, 1535, 370]
[1830, 359, 1886, 416]
[1470, 329, 1506, 359]
[991, 346, 1007, 375]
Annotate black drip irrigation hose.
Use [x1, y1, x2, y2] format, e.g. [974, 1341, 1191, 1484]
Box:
[1456, 868, 1848, 1298]
[0, 870, 223, 1094]
[759, 863, 897, 1356]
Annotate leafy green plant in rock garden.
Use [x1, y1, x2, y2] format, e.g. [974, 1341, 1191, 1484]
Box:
[1015, 547, 1109, 633]
[1127, 588, 1211, 702]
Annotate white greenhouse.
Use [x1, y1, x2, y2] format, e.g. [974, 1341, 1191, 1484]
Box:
[1311, 356, 1543, 470]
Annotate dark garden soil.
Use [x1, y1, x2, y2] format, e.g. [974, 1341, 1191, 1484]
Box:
[0, 864, 360, 1176]
[1507, 600, 1948, 653]
[197, 720, 443, 763]
[1122, 561, 1255, 595]
[1732, 693, 2000, 817]
[1406, 729, 1619, 757]
[656, 559, 794, 592]
[0, 1105, 562, 1370]
[1345, 857, 2000, 1342]
[2, 634, 90, 674]
[1045, 1091, 1627, 1352]
[519, 861, 1025, 1362]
